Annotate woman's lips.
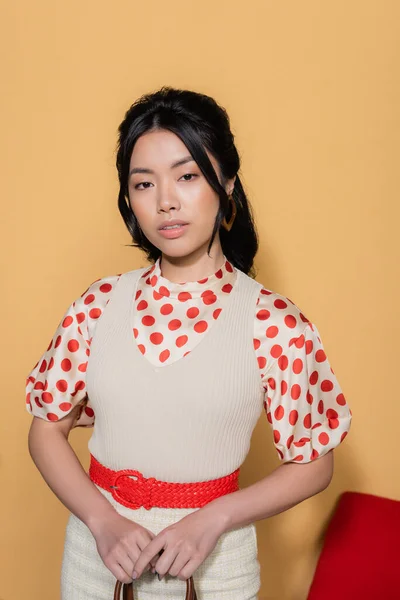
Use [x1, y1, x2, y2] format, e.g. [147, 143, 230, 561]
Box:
[158, 224, 189, 239]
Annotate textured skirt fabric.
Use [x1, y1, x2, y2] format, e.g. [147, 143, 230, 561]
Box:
[61, 486, 261, 600]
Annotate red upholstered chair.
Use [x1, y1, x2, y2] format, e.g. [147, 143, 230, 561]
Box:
[307, 491, 400, 600]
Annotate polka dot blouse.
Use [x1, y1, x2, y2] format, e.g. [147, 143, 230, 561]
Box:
[25, 256, 352, 463]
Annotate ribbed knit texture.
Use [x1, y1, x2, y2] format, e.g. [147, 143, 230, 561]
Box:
[86, 267, 265, 482]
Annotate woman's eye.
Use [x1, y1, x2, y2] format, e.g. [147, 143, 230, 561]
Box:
[180, 173, 198, 182]
[134, 182, 153, 190]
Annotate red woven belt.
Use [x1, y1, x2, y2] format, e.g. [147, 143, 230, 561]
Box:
[89, 454, 240, 510]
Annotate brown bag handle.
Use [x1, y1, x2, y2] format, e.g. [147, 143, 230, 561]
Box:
[114, 576, 197, 600]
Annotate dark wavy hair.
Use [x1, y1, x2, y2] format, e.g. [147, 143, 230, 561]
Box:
[116, 86, 258, 277]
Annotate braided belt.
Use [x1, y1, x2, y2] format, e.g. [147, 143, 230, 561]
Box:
[89, 454, 240, 510]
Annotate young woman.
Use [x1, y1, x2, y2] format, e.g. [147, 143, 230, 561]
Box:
[26, 86, 352, 600]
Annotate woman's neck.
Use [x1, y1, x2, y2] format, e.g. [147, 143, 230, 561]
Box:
[159, 245, 225, 284]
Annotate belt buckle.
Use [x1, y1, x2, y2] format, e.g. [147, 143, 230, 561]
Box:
[110, 469, 156, 510]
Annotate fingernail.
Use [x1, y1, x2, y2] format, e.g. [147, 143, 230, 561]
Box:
[132, 571, 137, 580]
[157, 572, 162, 581]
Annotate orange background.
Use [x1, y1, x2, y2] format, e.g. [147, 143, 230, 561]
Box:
[1, 1, 399, 598]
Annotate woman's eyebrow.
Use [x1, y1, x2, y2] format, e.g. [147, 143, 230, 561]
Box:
[129, 156, 194, 177]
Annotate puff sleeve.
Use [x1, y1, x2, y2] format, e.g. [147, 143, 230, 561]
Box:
[25, 275, 119, 428]
[262, 321, 352, 463]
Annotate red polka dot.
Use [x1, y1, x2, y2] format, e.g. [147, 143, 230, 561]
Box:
[78, 362, 87, 372]
[178, 291, 192, 302]
[59, 402, 72, 412]
[61, 358, 72, 372]
[326, 408, 338, 419]
[271, 344, 283, 359]
[311, 449, 319, 460]
[215, 269, 223, 279]
[39, 360, 47, 373]
[198, 277, 208, 284]
[41, 392, 53, 404]
[256, 309, 270, 321]
[56, 380, 68, 392]
[176, 335, 188, 347]
[293, 358, 303, 374]
[135, 290, 142, 300]
[267, 377, 276, 390]
[159, 349, 170, 363]
[202, 291, 217, 305]
[142, 315, 155, 326]
[133, 328, 139, 338]
[137, 300, 148, 311]
[100, 283, 112, 293]
[306, 339, 314, 354]
[138, 344, 146, 354]
[89, 308, 102, 319]
[48, 357, 54, 370]
[225, 261, 233, 273]
[281, 380, 288, 395]
[289, 410, 298, 425]
[328, 418, 339, 429]
[62, 316, 73, 328]
[303, 413, 312, 428]
[274, 299, 288, 309]
[150, 332, 164, 345]
[291, 384, 301, 400]
[150, 275, 158, 286]
[278, 355, 289, 370]
[194, 321, 208, 333]
[153, 291, 163, 300]
[168, 319, 182, 331]
[274, 406, 284, 420]
[47, 413, 59, 421]
[187, 307, 199, 319]
[68, 339, 79, 352]
[318, 432, 330, 446]
[287, 435, 294, 449]
[293, 455, 304, 462]
[222, 283, 233, 293]
[307, 391, 314, 405]
[76, 312, 85, 324]
[341, 431, 348, 442]
[294, 334, 305, 348]
[257, 356, 266, 369]
[55, 335, 62, 348]
[161, 303, 173, 315]
[284, 315, 297, 328]
[321, 379, 334, 392]
[266, 326, 278, 338]
[159, 286, 170, 297]
[183, 351, 191, 357]
[84, 294, 95, 305]
[273, 430, 281, 443]
[309, 371, 319, 385]
[253, 338, 261, 350]
[336, 393, 346, 406]
[213, 308, 222, 319]
[316, 349, 327, 362]
[85, 406, 94, 417]
[318, 400, 324, 414]
[74, 381, 85, 393]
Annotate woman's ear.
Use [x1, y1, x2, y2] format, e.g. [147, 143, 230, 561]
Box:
[225, 175, 236, 195]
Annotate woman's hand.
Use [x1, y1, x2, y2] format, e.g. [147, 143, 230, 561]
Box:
[89, 511, 159, 584]
[132, 508, 225, 582]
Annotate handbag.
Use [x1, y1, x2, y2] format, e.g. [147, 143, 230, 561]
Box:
[114, 575, 198, 599]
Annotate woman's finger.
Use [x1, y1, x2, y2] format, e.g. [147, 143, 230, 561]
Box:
[166, 552, 191, 578]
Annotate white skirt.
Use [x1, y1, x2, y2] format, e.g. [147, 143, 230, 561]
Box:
[61, 486, 261, 600]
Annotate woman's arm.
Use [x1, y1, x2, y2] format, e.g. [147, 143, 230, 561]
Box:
[28, 406, 117, 529]
[201, 451, 334, 533]
[28, 407, 157, 583]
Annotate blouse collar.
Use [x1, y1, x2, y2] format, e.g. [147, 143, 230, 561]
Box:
[141, 256, 236, 299]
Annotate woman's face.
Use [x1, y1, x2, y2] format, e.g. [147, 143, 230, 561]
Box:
[127, 128, 234, 259]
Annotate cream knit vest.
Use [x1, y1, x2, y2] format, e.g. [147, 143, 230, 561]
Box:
[86, 266, 265, 483]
